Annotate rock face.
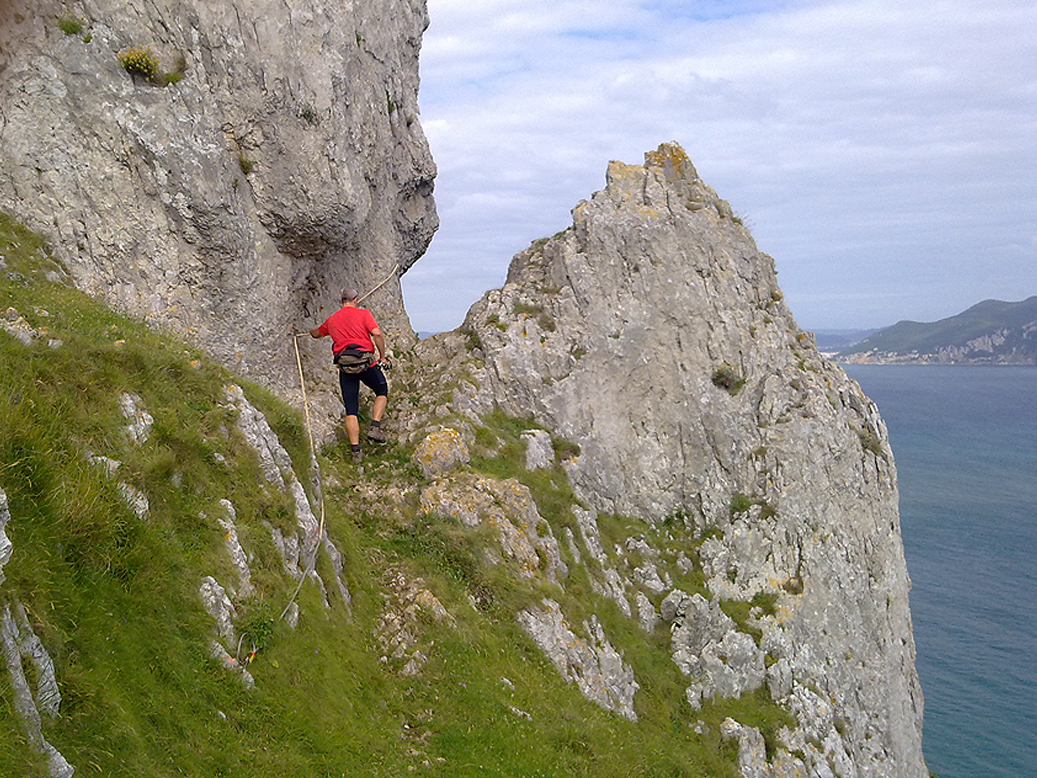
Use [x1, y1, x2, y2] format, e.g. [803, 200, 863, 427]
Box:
[457, 144, 926, 777]
[0, 489, 76, 778]
[0, 0, 437, 396]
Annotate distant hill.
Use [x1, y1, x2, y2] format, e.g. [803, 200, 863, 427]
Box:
[840, 296, 1037, 364]
[811, 329, 879, 352]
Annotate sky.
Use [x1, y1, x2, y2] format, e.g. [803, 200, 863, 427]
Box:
[400, 0, 1036, 335]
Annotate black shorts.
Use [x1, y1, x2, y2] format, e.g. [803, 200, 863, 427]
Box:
[338, 364, 388, 416]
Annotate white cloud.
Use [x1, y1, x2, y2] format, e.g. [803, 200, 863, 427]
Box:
[403, 0, 1037, 332]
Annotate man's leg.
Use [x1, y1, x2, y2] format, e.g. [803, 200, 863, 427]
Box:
[372, 395, 387, 422]
[344, 414, 360, 445]
[362, 366, 389, 442]
[339, 371, 364, 460]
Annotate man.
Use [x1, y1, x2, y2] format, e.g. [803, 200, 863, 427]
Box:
[309, 287, 389, 462]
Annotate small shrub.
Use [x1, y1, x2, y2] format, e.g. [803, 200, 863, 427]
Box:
[858, 428, 883, 457]
[730, 492, 777, 520]
[118, 46, 160, 82]
[552, 438, 580, 461]
[783, 576, 804, 595]
[711, 363, 745, 396]
[513, 302, 544, 317]
[238, 604, 277, 653]
[161, 53, 188, 85]
[729, 492, 755, 516]
[57, 14, 84, 35]
[750, 591, 779, 617]
[238, 154, 255, 175]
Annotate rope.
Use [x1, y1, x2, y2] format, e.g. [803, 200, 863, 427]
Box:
[357, 263, 400, 303]
[279, 332, 328, 622]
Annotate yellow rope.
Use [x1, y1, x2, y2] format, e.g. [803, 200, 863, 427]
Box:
[357, 263, 400, 303]
[279, 332, 327, 622]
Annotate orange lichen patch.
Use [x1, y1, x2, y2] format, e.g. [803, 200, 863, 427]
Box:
[413, 428, 470, 478]
[644, 142, 693, 182]
[605, 161, 649, 204]
[606, 160, 644, 182]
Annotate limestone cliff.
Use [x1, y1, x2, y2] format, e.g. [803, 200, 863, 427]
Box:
[0, 0, 436, 396]
[1, 3, 927, 771]
[2, 137, 927, 774]
[416, 144, 926, 777]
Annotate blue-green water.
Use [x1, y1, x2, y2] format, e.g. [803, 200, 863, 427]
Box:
[843, 365, 1037, 778]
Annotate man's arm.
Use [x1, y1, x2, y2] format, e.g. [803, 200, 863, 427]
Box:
[371, 327, 386, 361]
[309, 327, 323, 338]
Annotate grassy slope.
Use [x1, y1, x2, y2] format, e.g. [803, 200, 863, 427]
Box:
[842, 296, 1037, 355]
[0, 213, 789, 777]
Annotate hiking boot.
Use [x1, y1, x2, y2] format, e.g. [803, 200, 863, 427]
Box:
[367, 425, 388, 443]
[351, 449, 364, 464]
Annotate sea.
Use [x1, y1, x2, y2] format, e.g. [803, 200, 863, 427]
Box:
[842, 365, 1037, 778]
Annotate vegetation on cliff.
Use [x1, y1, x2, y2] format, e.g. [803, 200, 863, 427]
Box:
[1, 214, 790, 776]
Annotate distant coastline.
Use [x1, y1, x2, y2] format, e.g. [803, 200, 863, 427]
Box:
[834, 353, 1036, 366]
[828, 296, 1037, 366]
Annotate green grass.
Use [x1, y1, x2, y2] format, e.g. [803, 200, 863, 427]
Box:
[0, 213, 795, 776]
[56, 14, 84, 36]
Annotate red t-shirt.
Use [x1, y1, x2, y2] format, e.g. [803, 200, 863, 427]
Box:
[317, 305, 379, 355]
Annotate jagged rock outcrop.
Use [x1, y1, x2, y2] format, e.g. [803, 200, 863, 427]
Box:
[0, 0, 437, 405]
[0, 488, 75, 778]
[517, 599, 639, 722]
[449, 144, 925, 777]
[420, 463, 568, 584]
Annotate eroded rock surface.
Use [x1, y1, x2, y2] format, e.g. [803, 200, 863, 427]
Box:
[0, 488, 76, 778]
[517, 599, 639, 722]
[444, 144, 925, 778]
[0, 0, 437, 414]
